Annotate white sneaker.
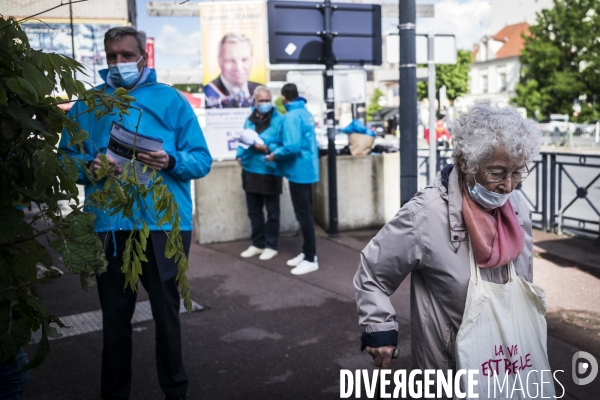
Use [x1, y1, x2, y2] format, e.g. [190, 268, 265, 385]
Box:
[291, 259, 319, 275]
[259, 248, 278, 260]
[286, 253, 305, 267]
[240, 246, 264, 258]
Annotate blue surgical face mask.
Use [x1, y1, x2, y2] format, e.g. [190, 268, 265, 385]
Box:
[257, 102, 273, 114]
[108, 56, 143, 87]
[467, 179, 511, 210]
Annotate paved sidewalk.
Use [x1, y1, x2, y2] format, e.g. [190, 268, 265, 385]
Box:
[22, 228, 600, 399]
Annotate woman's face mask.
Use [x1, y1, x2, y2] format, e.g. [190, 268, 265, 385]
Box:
[467, 179, 511, 209]
[108, 56, 143, 87]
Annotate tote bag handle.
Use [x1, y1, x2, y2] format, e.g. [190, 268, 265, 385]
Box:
[468, 239, 515, 285]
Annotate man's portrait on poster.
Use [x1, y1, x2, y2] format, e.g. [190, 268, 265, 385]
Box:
[204, 32, 261, 109]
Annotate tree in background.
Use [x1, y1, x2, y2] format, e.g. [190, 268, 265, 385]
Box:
[417, 49, 472, 104]
[366, 88, 385, 121]
[513, 0, 600, 122]
[0, 15, 191, 371]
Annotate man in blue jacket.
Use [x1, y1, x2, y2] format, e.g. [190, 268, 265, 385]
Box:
[236, 86, 284, 261]
[266, 83, 320, 275]
[58, 27, 212, 400]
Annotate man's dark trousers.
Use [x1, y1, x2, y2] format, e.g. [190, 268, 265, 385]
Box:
[97, 230, 190, 400]
[245, 191, 280, 250]
[288, 182, 316, 262]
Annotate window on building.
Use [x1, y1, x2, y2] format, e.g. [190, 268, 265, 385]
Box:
[482, 76, 488, 93]
[500, 73, 507, 92]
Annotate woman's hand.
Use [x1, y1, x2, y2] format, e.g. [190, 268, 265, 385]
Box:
[366, 345, 396, 368]
[252, 144, 269, 153]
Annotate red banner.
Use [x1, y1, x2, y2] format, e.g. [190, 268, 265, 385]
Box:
[145, 37, 155, 69]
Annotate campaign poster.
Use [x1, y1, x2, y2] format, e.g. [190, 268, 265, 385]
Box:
[200, 1, 267, 159]
[22, 22, 124, 85]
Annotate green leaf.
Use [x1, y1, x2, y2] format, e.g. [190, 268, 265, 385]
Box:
[49, 213, 106, 275]
[141, 221, 150, 238]
[61, 155, 79, 181]
[68, 130, 88, 146]
[79, 272, 96, 292]
[135, 240, 148, 262]
[25, 296, 48, 319]
[21, 62, 53, 97]
[22, 326, 50, 370]
[75, 158, 96, 183]
[4, 106, 47, 134]
[0, 302, 32, 363]
[0, 207, 33, 244]
[6, 77, 38, 103]
[32, 148, 58, 197]
[11, 240, 53, 282]
[139, 231, 147, 251]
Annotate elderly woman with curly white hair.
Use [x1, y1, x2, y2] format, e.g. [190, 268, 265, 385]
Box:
[355, 103, 556, 396]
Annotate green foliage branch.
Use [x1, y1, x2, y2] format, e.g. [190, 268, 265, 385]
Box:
[417, 49, 472, 103]
[513, 0, 600, 122]
[0, 16, 191, 369]
[366, 88, 385, 122]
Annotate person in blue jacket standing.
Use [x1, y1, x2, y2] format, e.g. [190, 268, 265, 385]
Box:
[58, 27, 212, 400]
[266, 83, 320, 275]
[236, 86, 284, 261]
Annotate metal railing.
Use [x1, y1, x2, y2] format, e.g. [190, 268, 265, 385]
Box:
[550, 152, 600, 237]
[417, 149, 600, 238]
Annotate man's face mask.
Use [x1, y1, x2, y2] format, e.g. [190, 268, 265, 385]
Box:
[257, 102, 273, 114]
[108, 56, 143, 87]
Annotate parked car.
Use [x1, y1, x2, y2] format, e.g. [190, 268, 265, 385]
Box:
[538, 114, 569, 146]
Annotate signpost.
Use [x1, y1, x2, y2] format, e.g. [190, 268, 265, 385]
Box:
[399, 1, 418, 206]
[422, 33, 456, 184]
[268, 0, 382, 236]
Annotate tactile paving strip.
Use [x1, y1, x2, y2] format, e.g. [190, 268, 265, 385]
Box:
[30, 300, 203, 343]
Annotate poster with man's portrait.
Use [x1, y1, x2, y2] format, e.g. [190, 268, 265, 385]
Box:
[200, 1, 267, 159]
[201, 1, 267, 110]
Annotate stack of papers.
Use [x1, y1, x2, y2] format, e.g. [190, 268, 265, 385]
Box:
[233, 128, 265, 149]
[106, 123, 163, 186]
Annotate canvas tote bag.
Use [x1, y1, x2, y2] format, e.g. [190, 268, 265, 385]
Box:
[454, 245, 556, 399]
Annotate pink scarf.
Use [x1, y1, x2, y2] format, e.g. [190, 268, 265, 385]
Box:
[461, 180, 524, 268]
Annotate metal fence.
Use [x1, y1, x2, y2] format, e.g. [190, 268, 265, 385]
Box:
[418, 149, 600, 238]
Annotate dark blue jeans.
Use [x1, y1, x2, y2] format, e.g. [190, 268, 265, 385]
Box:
[0, 348, 30, 400]
[289, 182, 316, 262]
[245, 191, 280, 250]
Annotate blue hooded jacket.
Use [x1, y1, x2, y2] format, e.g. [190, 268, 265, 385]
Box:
[58, 68, 212, 233]
[236, 108, 284, 176]
[271, 98, 319, 184]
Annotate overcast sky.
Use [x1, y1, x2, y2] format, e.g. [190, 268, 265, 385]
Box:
[136, 0, 491, 69]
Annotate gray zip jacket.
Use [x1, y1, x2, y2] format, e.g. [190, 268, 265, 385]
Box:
[354, 166, 533, 370]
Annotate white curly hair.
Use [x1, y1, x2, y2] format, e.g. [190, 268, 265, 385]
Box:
[451, 103, 541, 174]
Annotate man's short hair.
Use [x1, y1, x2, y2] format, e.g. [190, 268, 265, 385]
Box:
[281, 83, 299, 101]
[253, 85, 270, 97]
[218, 32, 253, 58]
[104, 26, 147, 55]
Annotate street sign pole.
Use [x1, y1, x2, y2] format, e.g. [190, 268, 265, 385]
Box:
[322, 0, 339, 236]
[399, 0, 418, 206]
[427, 31, 437, 184]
